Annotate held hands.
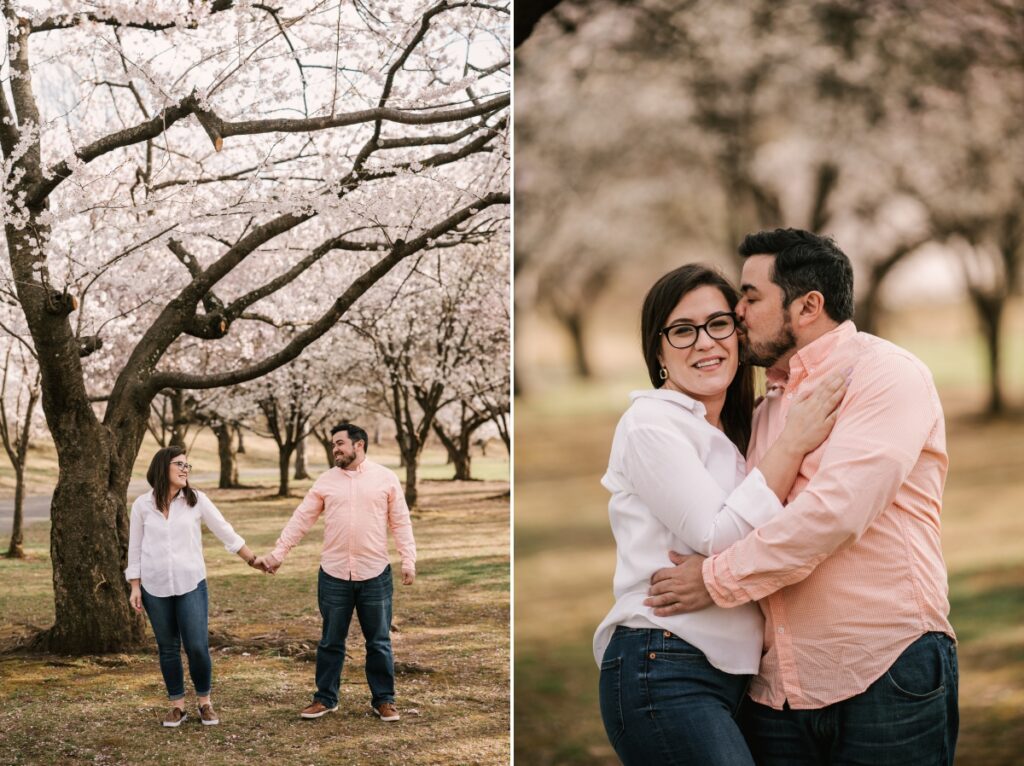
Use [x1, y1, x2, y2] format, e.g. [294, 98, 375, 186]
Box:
[643, 551, 712, 616]
[780, 368, 851, 455]
[251, 553, 281, 575]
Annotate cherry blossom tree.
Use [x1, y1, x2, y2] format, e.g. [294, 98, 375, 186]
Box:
[347, 239, 507, 504]
[0, 330, 40, 558]
[240, 342, 342, 496]
[1, 0, 509, 652]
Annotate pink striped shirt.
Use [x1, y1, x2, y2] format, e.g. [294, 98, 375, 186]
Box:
[702, 321, 955, 709]
[271, 459, 416, 580]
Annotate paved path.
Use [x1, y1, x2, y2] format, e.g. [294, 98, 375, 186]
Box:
[0, 470, 282, 536]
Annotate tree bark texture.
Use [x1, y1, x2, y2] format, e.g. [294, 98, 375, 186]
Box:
[293, 436, 311, 479]
[277, 447, 294, 497]
[5, 464, 26, 558]
[970, 291, 1005, 416]
[213, 422, 240, 489]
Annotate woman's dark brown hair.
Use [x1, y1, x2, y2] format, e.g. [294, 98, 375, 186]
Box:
[641, 264, 755, 454]
[147, 446, 198, 514]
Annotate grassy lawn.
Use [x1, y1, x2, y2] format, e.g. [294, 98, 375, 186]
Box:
[514, 369, 1024, 765]
[0, 442, 509, 766]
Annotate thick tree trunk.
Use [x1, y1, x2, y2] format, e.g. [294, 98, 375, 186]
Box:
[5, 464, 26, 558]
[277, 446, 294, 497]
[433, 423, 473, 480]
[563, 312, 591, 379]
[41, 407, 150, 653]
[972, 293, 1005, 416]
[315, 431, 334, 469]
[170, 389, 187, 446]
[452, 450, 471, 481]
[6, 208, 147, 652]
[213, 423, 240, 489]
[294, 436, 311, 479]
[404, 455, 418, 507]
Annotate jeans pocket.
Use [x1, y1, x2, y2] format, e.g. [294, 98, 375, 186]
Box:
[599, 656, 625, 748]
[656, 636, 705, 663]
[884, 634, 946, 701]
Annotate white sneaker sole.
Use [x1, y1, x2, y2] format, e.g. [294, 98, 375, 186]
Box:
[372, 705, 400, 722]
[200, 717, 219, 725]
[300, 706, 338, 719]
[162, 712, 187, 727]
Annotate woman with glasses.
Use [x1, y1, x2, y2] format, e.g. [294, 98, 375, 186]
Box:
[594, 264, 847, 765]
[125, 445, 262, 727]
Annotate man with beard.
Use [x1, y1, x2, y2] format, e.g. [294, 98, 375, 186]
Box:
[256, 423, 416, 723]
[645, 229, 958, 765]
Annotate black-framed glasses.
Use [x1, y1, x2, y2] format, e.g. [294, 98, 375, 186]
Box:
[661, 312, 738, 349]
[170, 461, 193, 471]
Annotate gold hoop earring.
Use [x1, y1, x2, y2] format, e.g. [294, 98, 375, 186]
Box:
[659, 366, 668, 381]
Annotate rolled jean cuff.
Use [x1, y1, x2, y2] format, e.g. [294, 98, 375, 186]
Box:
[195, 689, 211, 697]
[168, 692, 186, 701]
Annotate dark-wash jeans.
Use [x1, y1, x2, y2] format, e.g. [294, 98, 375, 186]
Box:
[141, 579, 212, 700]
[599, 626, 755, 766]
[314, 565, 395, 708]
[742, 632, 959, 766]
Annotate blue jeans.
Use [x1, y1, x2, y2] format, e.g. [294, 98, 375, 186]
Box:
[314, 565, 395, 708]
[742, 632, 959, 766]
[141, 580, 212, 700]
[599, 626, 755, 766]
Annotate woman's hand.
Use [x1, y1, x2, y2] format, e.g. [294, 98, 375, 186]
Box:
[779, 369, 850, 455]
[129, 584, 143, 613]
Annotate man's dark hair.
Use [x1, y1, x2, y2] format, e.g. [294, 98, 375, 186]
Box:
[738, 228, 854, 323]
[331, 422, 369, 452]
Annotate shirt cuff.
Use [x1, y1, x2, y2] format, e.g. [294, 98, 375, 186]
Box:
[224, 536, 244, 554]
[702, 551, 752, 608]
[725, 467, 784, 529]
[271, 544, 288, 563]
[124, 566, 140, 581]
[401, 562, 415, 575]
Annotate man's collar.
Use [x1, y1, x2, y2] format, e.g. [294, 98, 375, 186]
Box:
[792, 320, 856, 373]
[763, 321, 856, 386]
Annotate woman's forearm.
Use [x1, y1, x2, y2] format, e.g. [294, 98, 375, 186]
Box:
[755, 438, 805, 503]
[236, 544, 256, 566]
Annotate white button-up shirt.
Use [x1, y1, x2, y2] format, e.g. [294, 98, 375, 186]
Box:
[124, 489, 245, 597]
[593, 389, 784, 674]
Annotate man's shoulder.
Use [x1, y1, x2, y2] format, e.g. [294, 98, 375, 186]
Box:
[311, 468, 340, 487]
[363, 459, 400, 482]
[851, 331, 933, 377]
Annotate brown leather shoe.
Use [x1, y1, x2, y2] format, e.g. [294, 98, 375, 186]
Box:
[372, 702, 400, 722]
[198, 703, 219, 725]
[162, 706, 188, 727]
[300, 701, 338, 719]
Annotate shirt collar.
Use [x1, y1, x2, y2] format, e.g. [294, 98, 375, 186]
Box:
[791, 320, 856, 374]
[630, 387, 707, 417]
[769, 320, 857, 386]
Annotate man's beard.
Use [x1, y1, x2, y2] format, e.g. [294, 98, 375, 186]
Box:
[334, 453, 355, 468]
[741, 316, 797, 368]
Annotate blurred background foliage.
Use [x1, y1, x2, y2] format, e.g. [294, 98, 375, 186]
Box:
[514, 1, 1024, 763]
